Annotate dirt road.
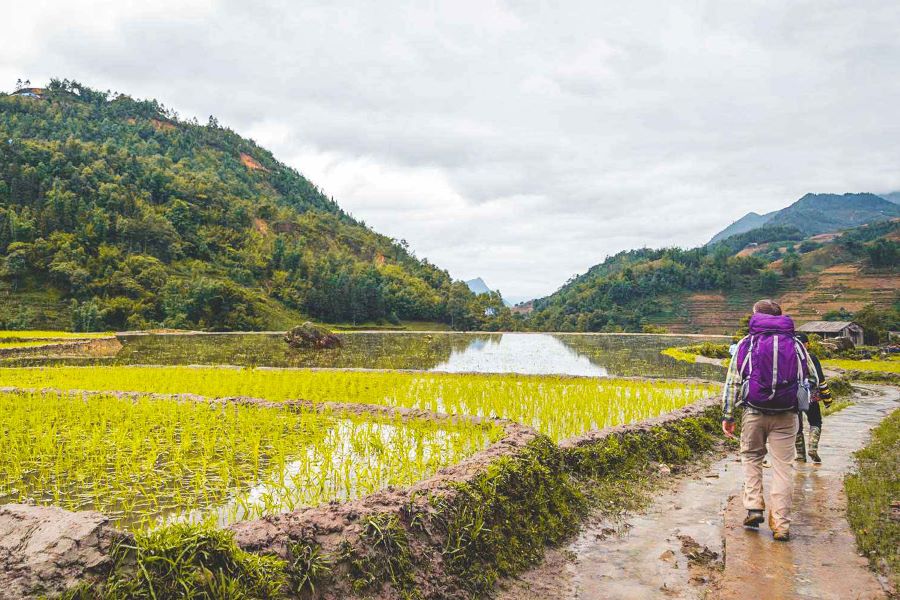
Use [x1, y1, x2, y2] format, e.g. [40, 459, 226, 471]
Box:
[496, 385, 898, 600]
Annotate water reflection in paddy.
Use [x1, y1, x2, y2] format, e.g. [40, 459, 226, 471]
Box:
[5, 332, 727, 379]
[433, 333, 608, 376]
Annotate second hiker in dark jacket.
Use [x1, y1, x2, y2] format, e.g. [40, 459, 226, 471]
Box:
[795, 333, 833, 463]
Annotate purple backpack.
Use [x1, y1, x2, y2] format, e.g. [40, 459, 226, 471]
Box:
[735, 313, 812, 412]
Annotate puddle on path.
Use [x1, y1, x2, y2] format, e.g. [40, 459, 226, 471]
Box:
[497, 385, 898, 600]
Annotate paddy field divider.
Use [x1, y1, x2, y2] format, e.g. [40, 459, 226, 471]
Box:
[0, 384, 725, 600]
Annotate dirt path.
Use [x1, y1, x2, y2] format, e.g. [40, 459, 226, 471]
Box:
[496, 385, 898, 600]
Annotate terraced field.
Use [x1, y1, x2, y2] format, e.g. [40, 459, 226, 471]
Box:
[0, 365, 717, 443]
[0, 390, 499, 531]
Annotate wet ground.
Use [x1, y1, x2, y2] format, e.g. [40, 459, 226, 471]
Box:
[496, 385, 898, 600]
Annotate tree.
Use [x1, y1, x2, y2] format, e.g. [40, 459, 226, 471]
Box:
[853, 303, 900, 345]
[1, 242, 30, 290]
[755, 270, 781, 294]
[781, 253, 800, 278]
[71, 298, 102, 332]
[866, 239, 899, 268]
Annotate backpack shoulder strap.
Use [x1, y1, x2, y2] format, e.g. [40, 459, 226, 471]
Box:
[792, 337, 813, 382]
[738, 335, 753, 378]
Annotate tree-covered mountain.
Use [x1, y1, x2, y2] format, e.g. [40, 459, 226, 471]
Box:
[530, 220, 899, 334]
[879, 191, 900, 205]
[0, 80, 506, 331]
[708, 211, 774, 244]
[708, 193, 899, 244]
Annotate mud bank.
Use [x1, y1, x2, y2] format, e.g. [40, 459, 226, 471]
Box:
[0, 386, 722, 599]
[0, 337, 121, 358]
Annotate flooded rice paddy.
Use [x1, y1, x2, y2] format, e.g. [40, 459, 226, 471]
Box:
[0, 331, 725, 530]
[3, 331, 727, 379]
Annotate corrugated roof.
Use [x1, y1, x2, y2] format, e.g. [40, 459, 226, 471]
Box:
[797, 321, 856, 333]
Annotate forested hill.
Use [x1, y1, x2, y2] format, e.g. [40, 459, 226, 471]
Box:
[0, 80, 502, 331]
[530, 220, 899, 335]
[708, 192, 899, 244]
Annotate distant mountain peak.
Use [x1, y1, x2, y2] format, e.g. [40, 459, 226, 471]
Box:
[465, 277, 514, 307]
[879, 191, 900, 205]
[465, 277, 492, 295]
[709, 192, 899, 245]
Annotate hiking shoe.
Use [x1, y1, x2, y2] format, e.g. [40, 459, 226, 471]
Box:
[743, 510, 764, 528]
[808, 427, 822, 463]
[795, 431, 806, 462]
[767, 511, 790, 541]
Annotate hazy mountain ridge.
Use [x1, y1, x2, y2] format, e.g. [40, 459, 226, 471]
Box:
[709, 193, 899, 245]
[465, 277, 514, 307]
[708, 211, 774, 244]
[879, 191, 900, 205]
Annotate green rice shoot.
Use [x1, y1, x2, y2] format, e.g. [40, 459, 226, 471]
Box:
[0, 390, 500, 532]
[0, 366, 718, 442]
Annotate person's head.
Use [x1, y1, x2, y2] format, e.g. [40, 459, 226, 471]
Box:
[796, 332, 809, 348]
[752, 299, 782, 316]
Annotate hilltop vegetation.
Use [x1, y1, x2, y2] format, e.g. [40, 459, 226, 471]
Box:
[0, 80, 505, 331]
[531, 220, 899, 334]
[708, 192, 899, 244]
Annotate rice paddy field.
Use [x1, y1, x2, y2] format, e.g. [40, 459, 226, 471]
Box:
[1, 365, 717, 442]
[823, 357, 900, 374]
[0, 331, 721, 533]
[2, 331, 727, 379]
[0, 340, 64, 349]
[0, 330, 113, 340]
[0, 390, 500, 532]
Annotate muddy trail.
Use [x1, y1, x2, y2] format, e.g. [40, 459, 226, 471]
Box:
[497, 384, 898, 600]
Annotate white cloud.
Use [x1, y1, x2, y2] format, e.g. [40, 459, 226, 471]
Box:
[3, 0, 900, 298]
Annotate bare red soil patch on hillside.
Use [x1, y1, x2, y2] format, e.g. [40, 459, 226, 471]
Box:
[240, 152, 269, 171]
[149, 118, 176, 132]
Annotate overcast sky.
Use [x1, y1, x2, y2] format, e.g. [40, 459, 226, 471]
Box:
[4, 1, 900, 300]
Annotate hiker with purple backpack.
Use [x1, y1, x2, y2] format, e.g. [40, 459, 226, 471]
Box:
[721, 299, 818, 542]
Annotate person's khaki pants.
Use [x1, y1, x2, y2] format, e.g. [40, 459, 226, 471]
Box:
[740, 410, 799, 532]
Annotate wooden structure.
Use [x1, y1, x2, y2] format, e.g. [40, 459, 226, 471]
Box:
[797, 321, 864, 346]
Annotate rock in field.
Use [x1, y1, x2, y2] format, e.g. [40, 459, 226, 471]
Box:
[283, 322, 343, 349]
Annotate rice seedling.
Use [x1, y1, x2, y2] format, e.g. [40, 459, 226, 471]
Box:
[823, 357, 900, 374]
[0, 330, 113, 340]
[661, 347, 699, 363]
[0, 366, 718, 441]
[0, 390, 500, 532]
[0, 340, 65, 349]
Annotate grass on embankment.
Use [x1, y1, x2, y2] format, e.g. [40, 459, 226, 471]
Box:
[0, 330, 113, 340]
[824, 357, 900, 386]
[0, 340, 65, 349]
[845, 408, 899, 592]
[0, 366, 718, 442]
[661, 342, 730, 366]
[824, 357, 900, 375]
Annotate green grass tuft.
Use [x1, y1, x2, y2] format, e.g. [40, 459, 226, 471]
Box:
[433, 436, 587, 595]
[845, 408, 899, 592]
[65, 522, 287, 599]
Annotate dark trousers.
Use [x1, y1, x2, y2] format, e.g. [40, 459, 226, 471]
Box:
[798, 401, 822, 429]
